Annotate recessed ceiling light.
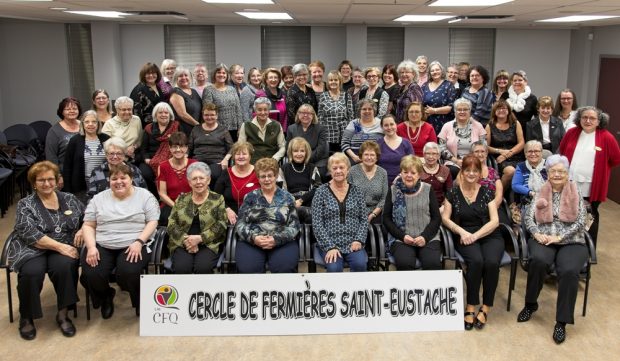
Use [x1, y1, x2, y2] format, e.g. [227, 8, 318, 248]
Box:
[50, 7, 68, 11]
[202, 0, 274, 4]
[536, 15, 619, 23]
[64, 11, 132, 19]
[394, 15, 455, 22]
[429, 0, 513, 6]
[236, 12, 292, 20]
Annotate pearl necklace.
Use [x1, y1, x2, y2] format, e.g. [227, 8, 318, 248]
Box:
[407, 122, 422, 144]
[291, 162, 306, 174]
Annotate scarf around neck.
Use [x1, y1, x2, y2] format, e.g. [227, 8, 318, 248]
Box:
[507, 85, 532, 112]
[525, 160, 546, 193]
[389, 178, 422, 246]
[534, 180, 579, 224]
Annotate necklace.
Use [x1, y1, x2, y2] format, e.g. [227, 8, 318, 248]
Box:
[423, 164, 439, 174]
[291, 162, 306, 174]
[407, 122, 422, 144]
[461, 186, 477, 205]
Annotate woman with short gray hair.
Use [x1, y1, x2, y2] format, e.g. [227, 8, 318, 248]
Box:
[237, 97, 286, 163]
[286, 63, 318, 126]
[101, 96, 142, 160]
[395, 59, 423, 123]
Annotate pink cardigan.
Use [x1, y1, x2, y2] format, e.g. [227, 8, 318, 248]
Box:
[438, 118, 487, 157]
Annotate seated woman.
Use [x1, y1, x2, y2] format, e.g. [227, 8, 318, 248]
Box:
[214, 142, 260, 225]
[87, 137, 147, 198]
[235, 158, 300, 273]
[286, 104, 329, 178]
[312, 153, 368, 272]
[101, 96, 142, 161]
[470, 141, 503, 209]
[512, 140, 547, 206]
[167, 162, 227, 274]
[347, 141, 388, 224]
[9, 161, 84, 340]
[62, 110, 110, 203]
[280, 137, 321, 223]
[189, 102, 233, 187]
[237, 97, 286, 164]
[377, 114, 413, 184]
[81, 163, 160, 318]
[341, 99, 384, 164]
[525, 96, 565, 154]
[518, 155, 588, 344]
[420, 142, 453, 206]
[442, 154, 503, 331]
[396, 101, 437, 157]
[384, 155, 442, 270]
[157, 132, 197, 225]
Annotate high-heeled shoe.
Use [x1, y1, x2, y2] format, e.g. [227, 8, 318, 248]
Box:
[464, 311, 476, 331]
[474, 307, 487, 330]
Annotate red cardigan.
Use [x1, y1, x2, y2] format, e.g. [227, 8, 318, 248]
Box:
[559, 127, 620, 202]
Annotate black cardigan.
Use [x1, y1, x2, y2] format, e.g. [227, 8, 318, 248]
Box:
[62, 133, 110, 193]
[525, 116, 565, 154]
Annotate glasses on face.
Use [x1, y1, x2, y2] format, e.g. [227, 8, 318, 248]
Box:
[299, 112, 313, 116]
[496, 108, 508, 112]
[190, 176, 208, 183]
[549, 169, 567, 175]
[117, 107, 132, 112]
[107, 152, 124, 158]
[581, 116, 598, 122]
[456, 108, 470, 113]
[36, 177, 56, 184]
[259, 174, 275, 180]
[424, 152, 439, 157]
[171, 145, 187, 151]
[526, 150, 542, 154]
[367, 75, 378, 79]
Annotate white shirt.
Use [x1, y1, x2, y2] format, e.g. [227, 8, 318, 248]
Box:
[569, 131, 596, 197]
[540, 118, 551, 145]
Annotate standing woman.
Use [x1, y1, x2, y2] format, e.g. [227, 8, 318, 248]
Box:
[347, 67, 368, 116]
[461, 65, 494, 127]
[202, 63, 243, 141]
[442, 154, 503, 330]
[312, 153, 368, 272]
[62, 110, 110, 203]
[129, 62, 162, 127]
[446, 64, 462, 98]
[395, 59, 424, 124]
[377, 114, 414, 184]
[422, 61, 458, 135]
[46, 97, 81, 174]
[559, 106, 620, 247]
[286, 104, 329, 177]
[237, 97, 286, 163]
[360, 67, 389, 118]
[396, 102, 437, 157]
[486, 99, 525, 190]
[339, 60, 354, 92]
[10, 161, 84, 340]
[415, 55, 429, 86]
[492, 70, 510, 101]
[158, 59, 177, 102]
[240, 67, 262, 123]
[341, 99, 383, 164]
[169, 67, 202, 136]
[256, 68, 288, 132]
[382, 64, 400, 116]
[309, 60, 328, 99]
[285, 63, 318, 127]
[553, 88, 579, 130]
[229, 64, 246, 96]
[193, 63, 209, 98]
[347, 141, 388, 224]
[280, 65, 294, 97]
[91, 89, 113, 124]
[318, 70, 354, 154]
[525, 96, 565, 154]
[502, 70, 538, 126]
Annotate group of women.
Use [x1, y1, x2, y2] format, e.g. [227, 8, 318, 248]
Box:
[11, 57, 620, 346]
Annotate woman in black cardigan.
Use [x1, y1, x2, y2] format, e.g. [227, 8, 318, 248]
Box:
[62, 110, 109, 203]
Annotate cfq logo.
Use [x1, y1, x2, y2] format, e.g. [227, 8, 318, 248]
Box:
[154, 285, 179, 310]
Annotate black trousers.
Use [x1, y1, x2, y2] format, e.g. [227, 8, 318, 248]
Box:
[525, 239, 588, 324]
[455, 231, 505, 306]
[18, 252, 79, 319]
[138, 162, 158, 198]
[80, 244, 149, 308]
[390, 240, 442, 270]
[171, 246, 219, 274]
[235, 240, 299, 273]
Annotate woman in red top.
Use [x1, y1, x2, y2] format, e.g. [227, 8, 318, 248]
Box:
[214, 141, 260, 225]
[157, 132, 196, 225]
[559, 106, 620, 247]
[396, 102, 437, 156]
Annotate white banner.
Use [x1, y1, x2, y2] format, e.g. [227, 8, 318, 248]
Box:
[140, 270, 464, 336]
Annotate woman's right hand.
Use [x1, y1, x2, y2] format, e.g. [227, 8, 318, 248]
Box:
[324, 248, 342, 264]
[86, 246, 100, 267]
[460, 231, 477, 245]
[225, 208, 237, 225]
[58, 243, 79, 259]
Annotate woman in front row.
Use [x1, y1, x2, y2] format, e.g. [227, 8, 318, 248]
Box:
[82, 163, 160, 318]
[384, 155, 442, 270]
[235, 158, 300, 273]
[442, 155, 503, 330]
[11, 161, 84, 340]
[312, 153, 368, 272]
[517, 155, 588, 344]
[167, 162, 227, 274]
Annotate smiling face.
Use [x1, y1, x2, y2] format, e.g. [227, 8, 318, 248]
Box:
[383, 71, 395, 86]
[352, 71, 364, 87]
[330, 160, 349, 183]
[93, 91, 109, 110]
[538, 105, 553, 120]
[495, 104, 509, 121]
[106, 146, 126, 166]
[328, 75, 341, 91]
[525, 145, 542, 166]
[170, 143, 188, 160]
[255, 103, 270, 122]
[423, 148, 440, 166]
[462, 166, 481, 185]
[194, 66, 207, 83]
[266, 71, 280, 89]
[177, 72, 191, 88]
[294, 71, 308, 87]
[455, 104, 471, 123]
[400, 166, 420, 188]
[202, 109, 217, 126]
[496, 76, 509, 90]
[292, 146, 306, 164]
[399, 68, 414, 85]
[469, 70, 482, 87]
[232, 68, 245, 85]
[366, 70, 380, 87]
[215, 69, 228, 84]
[234, 149, 250, 167]
[258, 170, 276, 192]
[340, 64, 352, 78]
[63, 103, 80, 122]
[189, 169, 210, 195]
[580, 109, 600, 133]
[548, 163, 568, 189]
[447, 67, 458, 83]
[472, 145, 488, 163]
[165, 65, 176, 79]
[429, 64, 442, 81]
[249, 69, 262, 87]
[297, 106, 314, 127]
[416, 59, 428, 74]
[110, 171, 132, 198]
[359, 102, 375, 120]
[511, 74, 526, 93]
[361, 149, 378, 168]
[283, 73, 294, 88]
[381, 116, 397, 136]
[34, 170, 57, 197]
[560, 91, 574, 110]
[407, 104, 423, 124]
[310, 66, 324, 84]
[116, 103, 133, 122]
[155, 107, 171, 127]
[83, 114, 99, 136]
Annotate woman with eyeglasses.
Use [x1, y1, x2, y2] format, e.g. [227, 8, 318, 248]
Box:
[359, 67, 389, 118]
[286, 63, 318, 128]
[460, 65, 494, 127]
[396, 101, 437, 157]
[394, 60, 423, 124]
[553, 88, 579, 131]
[91, 89, 113, 123]
[512, 140, 547, 206]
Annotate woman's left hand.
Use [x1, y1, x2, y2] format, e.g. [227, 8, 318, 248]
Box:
[73, 229, 84, 247]
[350, 241, 362, 252]
[220, 160, 229, 170]
[183, 235, 201, 253]
[460, 232, 477, 245]
[125, 241, 143, 263]
[497, 155, 506, 163]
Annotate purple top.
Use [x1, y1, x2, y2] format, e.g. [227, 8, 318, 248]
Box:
[377, 137, 414, 184]
[479, 166, 499, 190]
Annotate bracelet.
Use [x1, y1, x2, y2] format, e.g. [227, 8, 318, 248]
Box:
[135, 238, 146, 245]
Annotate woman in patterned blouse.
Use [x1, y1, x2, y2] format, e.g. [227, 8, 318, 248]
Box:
[202, 63, 243, 141]
[235, 158, 300, 273]
[312, 153, 368, 272]
[341, 99, 383, 164]
[422, 61, 458, 135]
[469, 141, 503, 209]
[394, 59, 423, 124]
[318, 70, 354, 154]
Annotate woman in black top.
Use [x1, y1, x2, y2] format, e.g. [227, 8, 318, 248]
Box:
[281, 137, 321, 223]
[285, 63, 318, 126]
[170, 67, 202, 135]
[129, 62, 162, 127]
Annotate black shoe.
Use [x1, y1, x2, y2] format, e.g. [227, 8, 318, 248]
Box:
[135, 306, 140, 317]
[464, 311, 475, 331]
[474, 307, 487, 330]
[19, 318, 36, 341]
[56, 316, 76, 337]
[553, 323, 566, 344]
[101, 288, 116, 319]
[517, 306, 537, 322]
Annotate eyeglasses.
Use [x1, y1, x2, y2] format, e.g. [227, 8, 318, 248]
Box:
[526, 150, 542, 154]
[117, 107, 132, 112]
[581, 116, 598, 122]
[171, 145, 187, 151]
[367, 75, 378, 79]
[259, 174, 275, 180]
[36, 177, 56, 184]
[456, 108, 470, 113]
[299, 112, 313, 116]
[107, 152, 124, 158]
[549, 169, 567, 175]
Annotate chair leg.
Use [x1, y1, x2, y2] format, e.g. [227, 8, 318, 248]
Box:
[84, 286, 91, 321]
[582, 267, 591, 317]
[507, 261, 517, 312]
[6, 269, 13, 323]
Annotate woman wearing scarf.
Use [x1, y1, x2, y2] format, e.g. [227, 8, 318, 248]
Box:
[512, 140, 547, 207]
[255, 68, 288, 132]
[501, 70, 538, 126]
[517, 155, 588, 345]
[383, 155, 442, 270]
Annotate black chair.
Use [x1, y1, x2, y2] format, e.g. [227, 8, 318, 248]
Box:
[0, 232, 17, 322]
[28, 121, 52, 158]
[305, 223, 378, 272]
[0, 130, 32, 198]
[3, 124, 40, 163]
[515, 227, 596, 317]
[0, 151, 14, 217]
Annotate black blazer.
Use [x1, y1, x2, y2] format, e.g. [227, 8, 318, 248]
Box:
[525, 116, 565, 153]
[62, 133, 110, 193]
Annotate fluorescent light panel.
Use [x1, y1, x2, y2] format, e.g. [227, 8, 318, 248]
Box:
[429, 0, 513, 6]
[537, 15, 619, 23]
[394, 15, 454, 22]
[203, 0, 274, 4]
[64, 11, 131, 18]
[236, 12, 292, 20]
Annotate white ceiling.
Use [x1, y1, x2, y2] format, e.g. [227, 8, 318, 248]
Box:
[1, 0, 620, 28]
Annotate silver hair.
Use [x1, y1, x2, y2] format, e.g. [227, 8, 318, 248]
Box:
[512, 70, 528, 82]
[151, 102, 175, 122]
[415, 55, 428, 64]
[186, 162, 211, 181]
[292, 63, 309, 76]
[172, 67, 192, 87]
[453, 98, 472, 111]
[161, 59, 177, 73]
[423, 141, 440, 153]
[253, 97, 272, 111]
[429, 61, 446, 80]
[114, 96, 134, 110]
[103, 137, 128, 153]
[545, 154, 569, 171]
[524, 139, 542, 152]
[574, 106, 609, 129]
[396, 59, 418, 82]
[79, 110, 100, 136]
